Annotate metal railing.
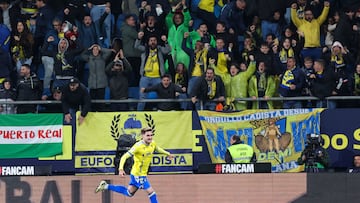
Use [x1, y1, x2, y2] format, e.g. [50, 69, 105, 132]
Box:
[0, 95, 359, 112]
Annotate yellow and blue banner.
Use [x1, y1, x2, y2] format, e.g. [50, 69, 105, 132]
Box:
[198, 109, 324, 172]
[75, 111, 193, 174]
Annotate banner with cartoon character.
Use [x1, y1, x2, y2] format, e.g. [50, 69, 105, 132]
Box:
[75, 111, 193, 174]
[198, 109, 324, 172]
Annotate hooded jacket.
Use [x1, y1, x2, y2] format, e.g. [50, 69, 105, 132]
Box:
[81, 45, 113, 89]
[16, 73, 42, 101]
[42, 38, 83, 78]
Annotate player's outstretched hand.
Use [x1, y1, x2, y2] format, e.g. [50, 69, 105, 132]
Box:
[119, 169, 126, 177]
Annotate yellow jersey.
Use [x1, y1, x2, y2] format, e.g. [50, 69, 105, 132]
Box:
[119, 140, 170, 176]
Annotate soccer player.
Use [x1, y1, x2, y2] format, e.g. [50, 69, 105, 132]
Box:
[95, 127, 174, 203]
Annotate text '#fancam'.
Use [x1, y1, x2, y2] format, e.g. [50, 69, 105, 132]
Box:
[0, 166, 34, 176]
[216, 164, 255, 174]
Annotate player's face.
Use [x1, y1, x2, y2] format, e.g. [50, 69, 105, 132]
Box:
[142, 131, 153, 144]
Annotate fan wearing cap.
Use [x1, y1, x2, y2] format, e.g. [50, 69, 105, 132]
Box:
[61, 78, 91, 125]
[105, 50, 132, 111]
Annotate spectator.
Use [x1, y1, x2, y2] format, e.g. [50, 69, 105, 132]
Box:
[39, 86, 62, 113]
[255, 43, 278, 75]
[105, 51, 132, 111]
[11, 20, 34, 72]
[61, 78, 91, 125]
[275, 37, 302, 72]
[81, 44, 113, 111]
[190, 67, 225, 111]
[351, 63, 360, 96]
[188, 23, 216, 50]
[309, 59, 337, 109]
[291, 1, 330, 61]
[197, 0, 224, 34]
[135, 32, 171, 111]
[333, 8, 356, 52]
[207, 37, 232, 76]
[240, 36, 256, 64]
[42, 37, 83, 95]
[33, 0, 55, 65]
[182, 32, 207, 98]
[166, 1, 191, 69]
[219, 0, 247, 48]
[62, 21, 79, 50]
[60, 0, 87, 24]
[301, 57, 315, 107]
[16, 64, 42, 114]
[223, 56, 256, 111]
[323, 41, 354, 107]
[40, 18, 62, 97]
[141, 13, 166, 46]
[214, 21, 237, 52]
[0, 0, 21, 32]
[278, 57, 305, 108]
[324, 15, 337, 49]
[257, 0, 286, 40]
[141, 74, 186, 111]
[0, 16, 11, 54]
[0, 40, 12, 82]
[120, 14, 142, 87]
[0, 78, 16, 114]
[88, 1, 114, 48]
[248, 61, 276, 109]
[19, 0, 37, 29]
[173, 62, 188, 110]
[76, 14, 99, 49]
[309, 59, 337, 108]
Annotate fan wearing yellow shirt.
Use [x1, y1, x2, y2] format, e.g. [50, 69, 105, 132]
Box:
[95, 127, 173, 203]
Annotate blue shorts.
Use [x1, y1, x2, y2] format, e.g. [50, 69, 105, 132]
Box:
[129, 175, 151, 190]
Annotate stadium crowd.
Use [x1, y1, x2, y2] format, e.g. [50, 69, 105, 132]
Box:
[0, 0, 360, 114]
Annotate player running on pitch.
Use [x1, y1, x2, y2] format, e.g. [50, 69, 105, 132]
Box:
[95, 126, 174, 203]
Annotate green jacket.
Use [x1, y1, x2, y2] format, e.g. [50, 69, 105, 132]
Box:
[166, 9, 191, 68]
[221, 61, 256, 110]
[248, 73, 276, 109]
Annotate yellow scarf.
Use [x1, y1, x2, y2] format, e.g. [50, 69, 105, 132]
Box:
[144, 49, 160, 77]
[331, 54, 345, 69]
[279, 48, 294, 63]
[207, 80, 216, 99]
